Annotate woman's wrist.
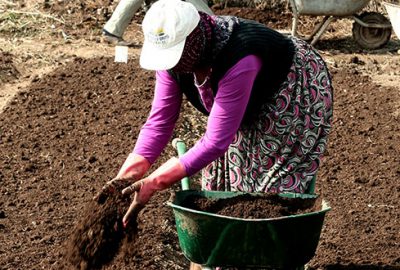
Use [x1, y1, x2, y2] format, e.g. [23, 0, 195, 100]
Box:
[116, 153, 151, 179]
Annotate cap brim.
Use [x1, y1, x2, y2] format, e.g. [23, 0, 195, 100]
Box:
[140, 39, 186, 71]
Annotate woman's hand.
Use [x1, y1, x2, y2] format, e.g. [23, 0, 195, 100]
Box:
[95, 153, 150, 202]
[121, 157, 186, 226]
[115, 153, 151, 180]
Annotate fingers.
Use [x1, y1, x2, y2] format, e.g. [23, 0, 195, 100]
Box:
[93, 182, 119, 204]
[123, 199, 144, 228]
[101, 176, 135, 195]
[122, 181, 143, 195]
[106, 176, 135, 189]
[94, 176, 136, 204]
[122, 181, 146, 227]
[98, 177, 148, 228]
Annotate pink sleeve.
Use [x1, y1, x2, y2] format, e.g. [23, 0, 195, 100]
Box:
[180, 55, 262, 176]
[133, 70, 182, 163]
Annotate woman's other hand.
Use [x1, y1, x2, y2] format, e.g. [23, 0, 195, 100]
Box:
[121, 157, 186, 226]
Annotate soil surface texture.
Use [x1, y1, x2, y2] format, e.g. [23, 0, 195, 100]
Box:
[0, 1, 399, 270]
[0, 50, 20, 85]
[65, 181, 138, 270]
[180, 193, 320, 219]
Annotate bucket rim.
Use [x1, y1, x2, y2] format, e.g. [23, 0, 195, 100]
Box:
[167, 191, 331, 222]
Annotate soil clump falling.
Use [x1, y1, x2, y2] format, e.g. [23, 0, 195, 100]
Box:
[65, 181, 138, 270]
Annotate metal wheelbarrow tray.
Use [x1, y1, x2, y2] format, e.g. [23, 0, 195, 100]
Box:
[168, 190, 330, 269]
[383, 1, 400, 40]
[289, 0, 392, 49]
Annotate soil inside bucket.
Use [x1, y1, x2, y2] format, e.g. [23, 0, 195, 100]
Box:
[64, 182, 139, 270]
[180, 193, 322, 219]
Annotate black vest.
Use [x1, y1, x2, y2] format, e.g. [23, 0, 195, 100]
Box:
[170, 19, 295, 124]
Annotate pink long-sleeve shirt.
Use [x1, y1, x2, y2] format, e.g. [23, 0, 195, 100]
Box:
[133, 55, 262, 176]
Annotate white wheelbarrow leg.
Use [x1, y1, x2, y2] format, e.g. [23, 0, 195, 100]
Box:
[291, 13, 299, 36]
[289, 0, 299, 36]
[310, 16, 335, 46]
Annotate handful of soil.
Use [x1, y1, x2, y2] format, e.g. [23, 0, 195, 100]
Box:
[180, 193, 321, 219]
[64, 181, 138, 270]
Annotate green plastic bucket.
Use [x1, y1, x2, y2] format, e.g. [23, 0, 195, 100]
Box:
[168, 190, 330, 268]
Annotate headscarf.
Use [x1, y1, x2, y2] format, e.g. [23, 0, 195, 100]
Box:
[171, 12, 214, 73]
[170, 12, 240, 74]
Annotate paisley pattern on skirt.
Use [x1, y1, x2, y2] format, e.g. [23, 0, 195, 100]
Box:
[202, 37, 333, 196]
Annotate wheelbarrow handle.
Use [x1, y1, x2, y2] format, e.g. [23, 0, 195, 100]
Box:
[172, 138, 190, 191]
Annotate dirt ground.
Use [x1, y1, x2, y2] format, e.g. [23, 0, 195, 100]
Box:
[0, 1, 399, 270]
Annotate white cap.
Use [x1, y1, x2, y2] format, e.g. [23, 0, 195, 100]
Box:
[140, 0, 201, 70]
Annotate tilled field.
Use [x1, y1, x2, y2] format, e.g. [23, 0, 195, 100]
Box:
[0, 1, 399, 270]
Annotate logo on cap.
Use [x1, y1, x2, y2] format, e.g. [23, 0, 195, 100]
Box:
[146, 28, 170, 47]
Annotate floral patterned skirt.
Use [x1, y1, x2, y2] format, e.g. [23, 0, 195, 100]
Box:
[202, 37, 333, 196]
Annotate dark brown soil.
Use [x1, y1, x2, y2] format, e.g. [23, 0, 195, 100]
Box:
[0, 56, 195, 270]
[0, 50, 20, 85]
[44, 0, 292, 37]
[44, 0, 115, 39]
[1, 55, 398, 269]
[0, 2, 399, 270]
[180, 193, 320, 219]
[213, 6, 292, 30]
[65, 181, 137, 270]
[312, 68, 400, 269]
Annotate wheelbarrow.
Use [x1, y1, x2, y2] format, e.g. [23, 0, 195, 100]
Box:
[167, 138, 331, 269]
[383, 1, 400, 40]
[289, 0, 393, 49]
